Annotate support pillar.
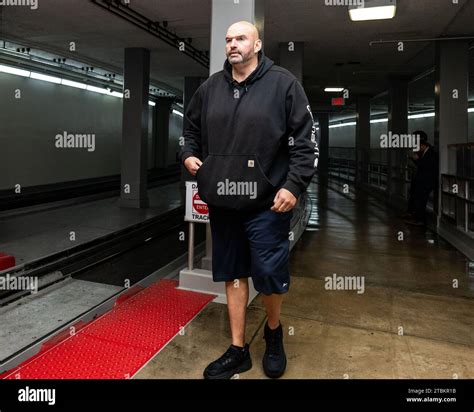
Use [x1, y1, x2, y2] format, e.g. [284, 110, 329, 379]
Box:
[120, 47, 150, 208]
[387, 77, 408, 199]
[435, 41, 469, 224]
[318, 113, 329, 180]
[154, 97, 174, 169]
[356, 96, 370, 184]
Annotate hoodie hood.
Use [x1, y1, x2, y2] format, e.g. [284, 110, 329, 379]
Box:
[223, 50, 274, 86]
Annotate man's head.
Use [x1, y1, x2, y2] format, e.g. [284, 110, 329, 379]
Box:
[413, 130, 429, 151]
[225, 21, 262, 66]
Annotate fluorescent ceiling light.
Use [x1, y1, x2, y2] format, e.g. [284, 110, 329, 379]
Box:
[327, 108, 472, 129]
[61, 79, 87, 89]
[86, 85, 111, 95]
[329, 121, 357, 129]
[172, 109, 183, 117]
[408, 112, 435, 119]
[0, 64, 30, 77]
[349, 5, 396, 21]
[349, 1, 396, 21]
[110, 91, 123, 98]
[30, 72, 61, 84]
[148, 101, 156, 106]
[370, 118, 388, 123]
[325, 87, 344, 93]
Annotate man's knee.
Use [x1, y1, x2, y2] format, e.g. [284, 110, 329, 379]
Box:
[225, 278, 249, 290]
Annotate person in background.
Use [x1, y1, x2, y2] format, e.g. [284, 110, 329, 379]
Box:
[404, 130, 438, 226]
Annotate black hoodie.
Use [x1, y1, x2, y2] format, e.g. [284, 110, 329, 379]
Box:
[181, 50, 319, 211]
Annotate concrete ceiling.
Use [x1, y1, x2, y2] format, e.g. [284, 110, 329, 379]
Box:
[1, 0, 473, 112]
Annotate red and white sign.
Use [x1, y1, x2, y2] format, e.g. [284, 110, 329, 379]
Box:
[331, 97, 345, 106]
[185, 181, 209, 222]
[192, 191, 208, 215]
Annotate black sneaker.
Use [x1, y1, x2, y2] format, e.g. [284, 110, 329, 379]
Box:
[404, 218, 425, 226]
[203, 343, 252, 379]
[263, 321, 286, 379]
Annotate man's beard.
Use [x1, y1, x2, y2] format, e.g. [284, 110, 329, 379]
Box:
[228, 50, 252, 65]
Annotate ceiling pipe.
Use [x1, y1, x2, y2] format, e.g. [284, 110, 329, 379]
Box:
[409, 67, 435, 84]
[369, 36, 474, 46]
[90, 0, 209, 68]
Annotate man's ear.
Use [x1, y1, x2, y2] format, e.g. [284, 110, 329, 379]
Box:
[254, 39, 262, 53]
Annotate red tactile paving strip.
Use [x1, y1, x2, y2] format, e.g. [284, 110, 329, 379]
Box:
[1, 280, 215, 379]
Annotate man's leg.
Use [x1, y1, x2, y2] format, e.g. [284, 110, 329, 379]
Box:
[242, 208, 292, 379]
[226, 278, 249, 347]
[261, 292, 286, 378]
[406, 182, 416, 216]
[413, 186, 431, 224]
[203, 206, 253, 379]
[262, 293, 283, 329]
[202, 278, 252, 379]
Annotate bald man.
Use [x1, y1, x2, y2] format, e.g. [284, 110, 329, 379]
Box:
[181, 21, 318, 379]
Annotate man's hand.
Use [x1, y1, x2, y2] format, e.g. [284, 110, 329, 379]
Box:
[184, 156, 203, 176]
[271, 188, 297, 212]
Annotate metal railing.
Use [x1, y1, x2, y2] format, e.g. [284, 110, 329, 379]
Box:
[328, 148, 420, 200]
[441, 174, 474, 233]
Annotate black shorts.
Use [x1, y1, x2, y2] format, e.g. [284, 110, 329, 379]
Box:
[208, 206, 293, 295]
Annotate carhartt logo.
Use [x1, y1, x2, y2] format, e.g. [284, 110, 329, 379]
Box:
[282, 283, 288, 287]
[247, 160, 254, 167]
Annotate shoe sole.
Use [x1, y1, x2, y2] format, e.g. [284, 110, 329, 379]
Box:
[405, 222, 425, 226]
[263, 356, 287, 379]
[203, 357, 252, 379]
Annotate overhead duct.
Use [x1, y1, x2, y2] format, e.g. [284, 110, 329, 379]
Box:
[90, 0, 210, 69]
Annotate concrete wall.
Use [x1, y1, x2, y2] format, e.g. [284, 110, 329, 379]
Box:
[329, 124, 355, 147]
[370, 121, 389, 148]
[0, 72, 182, 190]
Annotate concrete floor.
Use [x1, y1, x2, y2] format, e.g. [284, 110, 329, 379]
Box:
[134, 182, 474, 379]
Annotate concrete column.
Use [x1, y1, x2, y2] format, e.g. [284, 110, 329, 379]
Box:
[278, 41, 304, 84]
[434, 40, 474, 260]
[180, 76, 204, 204]
[120, 47, 150, 208]
[154, 97, 174, 169]
[435, 40, 469, 220]
[210, 0, 264, 75]
[182, 77, 204, 163]
[387, 77, 408, 199]
[204, 0, 264, 275]
[318, 113, 329, 178]
[356, 96, 370, 184]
